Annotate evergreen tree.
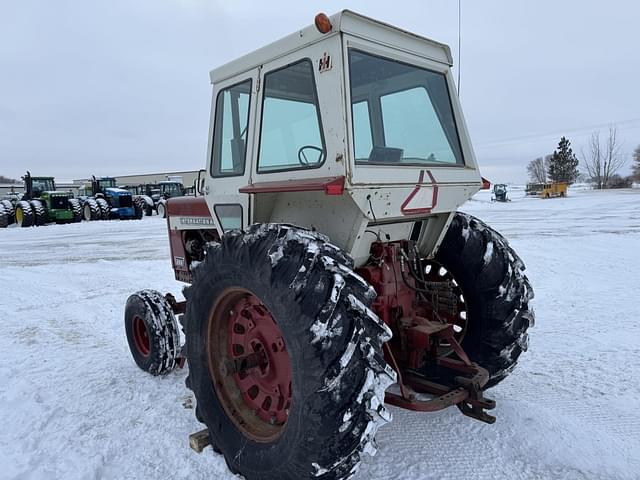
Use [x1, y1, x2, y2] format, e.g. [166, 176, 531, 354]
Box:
[547, 137, 579, 184]
[632, 145, 640, 181]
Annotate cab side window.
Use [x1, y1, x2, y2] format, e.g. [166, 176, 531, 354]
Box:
[258, 59, 325, 172]
[211, 79, 252, 177]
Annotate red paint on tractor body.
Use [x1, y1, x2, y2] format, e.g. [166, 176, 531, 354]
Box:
[166, 196, 218, 283]
[166, 195, 211, 216]
[400, 170, 439, 215]
[239, 176, 344, 195]
[356, 241, 496, 422]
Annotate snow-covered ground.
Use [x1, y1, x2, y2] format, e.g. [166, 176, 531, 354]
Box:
[1, 187, 639, 479]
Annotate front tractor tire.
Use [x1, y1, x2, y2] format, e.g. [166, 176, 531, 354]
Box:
[184, 224, 395, 480]
[124, 290, 181, 375]
[95, 197, 110, 220]
[435, 212, 534, 388]
[83, 198, 101, 221]
[15, 201, 34, 227]
[156, 200, 167, 218]
[68, 198, 82, 222]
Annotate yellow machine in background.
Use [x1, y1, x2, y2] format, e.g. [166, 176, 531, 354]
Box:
[540, 182, 567, 198]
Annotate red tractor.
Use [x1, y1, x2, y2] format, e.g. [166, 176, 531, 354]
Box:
[125, 11, 533, 480]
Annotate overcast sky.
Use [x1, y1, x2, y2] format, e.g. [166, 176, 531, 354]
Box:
[1, 0, 639, 183]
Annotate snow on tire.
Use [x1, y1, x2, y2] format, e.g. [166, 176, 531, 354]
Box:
[0, 199, 14, 224]
[30, 200, 46, 226]
[183, 224, 395, 480]
[15, 200, 34, 227]
[95, 197, 110, 220]
[83, 198, 101, 221]
[124, 289, 181, 375]
[68, 198, 82, 222]
[0, 204, 8, 228]
[156, 201, 166, 218]
[435, 212, 534, 388]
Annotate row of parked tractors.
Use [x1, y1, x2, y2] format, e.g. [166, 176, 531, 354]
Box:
[0, 172, 188, 228]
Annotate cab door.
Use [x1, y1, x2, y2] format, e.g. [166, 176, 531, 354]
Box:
[204, 68, 260, 233]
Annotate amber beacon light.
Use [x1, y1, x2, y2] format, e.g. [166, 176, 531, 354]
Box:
[314, 13, 332, 33]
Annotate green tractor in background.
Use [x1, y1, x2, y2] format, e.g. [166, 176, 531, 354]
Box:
[12, 172, 82, 227]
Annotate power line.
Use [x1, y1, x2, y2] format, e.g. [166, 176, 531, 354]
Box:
[474, 118, 640, 149]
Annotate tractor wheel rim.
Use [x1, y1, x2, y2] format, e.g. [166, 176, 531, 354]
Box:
[208, 288, 292, 443]
[421, 259, 469, 355]
[16, 208, 23, 225]
[132, 315, 151, 357]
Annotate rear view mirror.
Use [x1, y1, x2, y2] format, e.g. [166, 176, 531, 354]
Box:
[196, 169, 206, 196]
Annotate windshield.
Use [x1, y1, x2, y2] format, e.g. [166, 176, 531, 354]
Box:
[349, 49, 464, 166]
[32, 178, 55, 194]
[161, 183, 182, 197]
[98, 178, 116, 190]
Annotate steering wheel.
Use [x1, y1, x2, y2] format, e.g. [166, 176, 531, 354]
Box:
[297, 145, 325, 166]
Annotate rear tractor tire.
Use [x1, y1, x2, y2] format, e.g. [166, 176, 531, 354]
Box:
[83, 198, 101, 221]
[15, 200, 34, 227]
[0, 204, 8, 228]
[95, 197, 110, 220]
[124, 290, 181, 375]
[435, 212, 534, 388]
[68, 198, 82, 223]
[30, 200, 47, 226]
[0, 199, 14, 224]
[183, 224, 395, 480]
[133, 202, 144, 220]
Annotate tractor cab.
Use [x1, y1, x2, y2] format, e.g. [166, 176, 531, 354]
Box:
[25, 176, 56, 199]
[158, 181, 185, 199]
[164, 9, 483, 267]
[91, 176, 117, 195]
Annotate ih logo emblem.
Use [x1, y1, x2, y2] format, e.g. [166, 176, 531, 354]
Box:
[319, 52, 332, 73]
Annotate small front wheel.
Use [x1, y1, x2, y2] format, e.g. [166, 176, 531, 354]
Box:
[124, 290, 181, 375]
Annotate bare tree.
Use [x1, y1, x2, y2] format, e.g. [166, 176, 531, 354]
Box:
[632, 145, 640, 181]
[582, 127, 626, 189]
[526, 157, 546, 183]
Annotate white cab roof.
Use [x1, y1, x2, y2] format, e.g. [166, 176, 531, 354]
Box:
[210, 10, 453, 84]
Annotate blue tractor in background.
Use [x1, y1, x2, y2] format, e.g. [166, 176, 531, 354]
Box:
[82, 176, 143, 221]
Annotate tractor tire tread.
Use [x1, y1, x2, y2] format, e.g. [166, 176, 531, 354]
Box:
[183, 224, 395, 480]
[83, 198, 101, 221]
[68, 198, 82, 222]
[0, 204, 8, 228]
[16, 200, 34, 227]
[30, 200, 46, 226]
[436, 212, 534, 388]
[95, 198, 110, 220]
[124, 289, 181, 375]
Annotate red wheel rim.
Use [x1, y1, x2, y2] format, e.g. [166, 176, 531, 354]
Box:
[208, 288, 293, 443]
[132, 315, 151, 357]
